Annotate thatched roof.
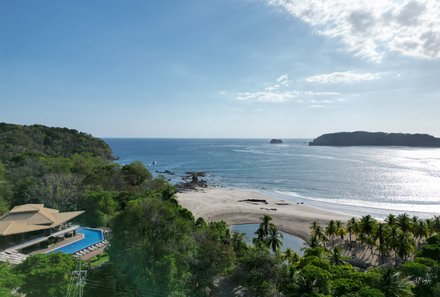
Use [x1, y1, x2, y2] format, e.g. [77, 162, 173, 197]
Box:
[0, 204, 84, 236]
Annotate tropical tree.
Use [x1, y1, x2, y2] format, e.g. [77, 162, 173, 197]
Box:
[378, 268, 414, 297]
[266, 224, 283, 253]
[375, 223, 390, 264]
[335, 220, 347, 241]
[359, 215, 377, 244]
[234, 247, 284, 297]
[396, 232, 415, 264]
[17, 253, 75, 297]
[433, 215, 440, 234]
[231, 232, 248, 258]
[0, 263, 22, 297]
[397, 213, 412, 234]
[346, 217, 358, 249]
[255, 215, 273, 241]
[425, 219, 434, 236]
[386, 214, 397, 228]
[121, 161, 152, 186]
[329, 246, 346, 265]
[413, 220, 428, 246]
[325, 220, 338, 246]
[308, 234, 322, 249]
[283, 248, 300, 265]
[288, 273, 319, 297]
[310, 221, 327, 245]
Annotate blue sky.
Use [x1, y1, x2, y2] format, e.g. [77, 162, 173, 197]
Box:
[1, 0, 439, 138]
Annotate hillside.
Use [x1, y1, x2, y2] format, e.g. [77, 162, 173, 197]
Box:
[309, 131, 440, 147]
[0, 122, 113, 162]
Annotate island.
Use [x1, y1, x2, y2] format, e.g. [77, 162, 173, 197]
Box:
[309, 131, 440, 147]
[270, 139, 283, 144]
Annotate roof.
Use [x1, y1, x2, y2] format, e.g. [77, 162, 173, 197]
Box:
[0, 204, 84, 236]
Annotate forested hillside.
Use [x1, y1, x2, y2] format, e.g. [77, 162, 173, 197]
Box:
[0, 122, 124, 214]
[309, 131, 440, 147]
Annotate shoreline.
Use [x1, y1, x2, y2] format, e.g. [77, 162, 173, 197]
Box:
[177, 187, 351, 241]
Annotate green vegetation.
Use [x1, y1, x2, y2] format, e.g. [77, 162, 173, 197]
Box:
[1, 123, 440, 296]
[17, 253, 75, 297]
[89, 253, 109, 267]
[309, 131, 440, 147]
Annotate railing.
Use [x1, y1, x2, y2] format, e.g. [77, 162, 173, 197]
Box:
[4, 225, 80, 252]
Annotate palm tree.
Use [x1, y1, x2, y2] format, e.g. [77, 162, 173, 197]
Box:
[413, 220, 428, 246]
[329, 246, 346, 265]
[411, 216, 419, 231]
[386, 214, 397, 226]
[374, 223, 389, 264]
[379, 268, 414, 297]
[255, 214, 273, 241]
[310, 221, 328, 245]
[359, 215, 377, 244]
[290, 273, 319, 297]
[396, 232, 415, 264]
[266, 224, 283, 253]
[308, 234, 322, 249]
[425, 218, 434, 237]
[346, 217, 358, 249]
[310, 221, 319, 233]
[261, 215, 273, 236]
[388, 225, 400, 264]
[433, 215, 440, 234]
[325, 220, 338, 246]
[397, 213, 412, 234]
[255, 226, 266, 242]
[335, 220, 347, 242]
[283, 248, 300, 265]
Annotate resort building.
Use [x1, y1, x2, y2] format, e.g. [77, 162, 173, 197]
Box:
[0, 204, 84, 251]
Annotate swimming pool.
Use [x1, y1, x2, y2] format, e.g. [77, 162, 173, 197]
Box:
[48, 227, 104, 254]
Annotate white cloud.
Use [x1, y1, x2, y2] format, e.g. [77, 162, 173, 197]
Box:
[234, 74, 294, 103]
[231, 75, 342, 103]
[305, 71, 381, 83]
[267, 0, 440, 61]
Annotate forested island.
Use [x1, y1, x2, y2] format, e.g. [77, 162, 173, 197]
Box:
[309, 131, 440, 147]
[1, 123, 440, 297]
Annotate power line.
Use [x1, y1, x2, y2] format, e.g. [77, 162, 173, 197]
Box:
[66, 259, 88, 297]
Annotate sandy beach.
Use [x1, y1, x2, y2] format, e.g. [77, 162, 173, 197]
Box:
[177, 187, 351, 241]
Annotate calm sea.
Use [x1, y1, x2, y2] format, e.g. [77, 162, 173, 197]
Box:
[104, 139, 440, 218]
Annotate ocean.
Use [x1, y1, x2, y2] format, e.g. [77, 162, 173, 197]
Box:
[104, 138, 440, 219]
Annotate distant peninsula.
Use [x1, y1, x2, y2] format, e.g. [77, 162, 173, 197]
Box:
[309, 131, 440, 147]
[270, 139, 283, 144]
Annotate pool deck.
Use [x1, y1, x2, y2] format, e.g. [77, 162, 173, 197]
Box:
[80, 246, 106, 261]
[32, 234, 84, 255]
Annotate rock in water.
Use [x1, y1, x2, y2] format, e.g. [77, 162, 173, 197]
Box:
[270, 139, 283, 144]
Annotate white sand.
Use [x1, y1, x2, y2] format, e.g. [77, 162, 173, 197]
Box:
[177, 187, 351, 241]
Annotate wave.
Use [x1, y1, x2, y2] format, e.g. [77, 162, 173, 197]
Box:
[273, 190, 440, 215]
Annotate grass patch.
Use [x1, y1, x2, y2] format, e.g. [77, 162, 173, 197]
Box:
[89, 252, 109, 267]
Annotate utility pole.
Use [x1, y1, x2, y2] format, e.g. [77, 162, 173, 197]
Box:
[66, 259, 87, 297]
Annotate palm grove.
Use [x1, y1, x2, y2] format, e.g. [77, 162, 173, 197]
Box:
[0, 123, 439, 296]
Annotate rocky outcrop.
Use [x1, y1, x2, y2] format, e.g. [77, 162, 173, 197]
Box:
[270, 139, 283, 144]
[176, 171, 208, 191]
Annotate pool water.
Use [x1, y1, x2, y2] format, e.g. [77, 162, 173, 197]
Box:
[231, 224, 307, 255]
[48, 227, 104, 254]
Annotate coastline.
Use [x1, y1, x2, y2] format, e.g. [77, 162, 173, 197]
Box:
[177, 187, 351, 241]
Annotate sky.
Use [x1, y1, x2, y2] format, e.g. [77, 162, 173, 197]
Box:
[1, 0, 439, 138]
